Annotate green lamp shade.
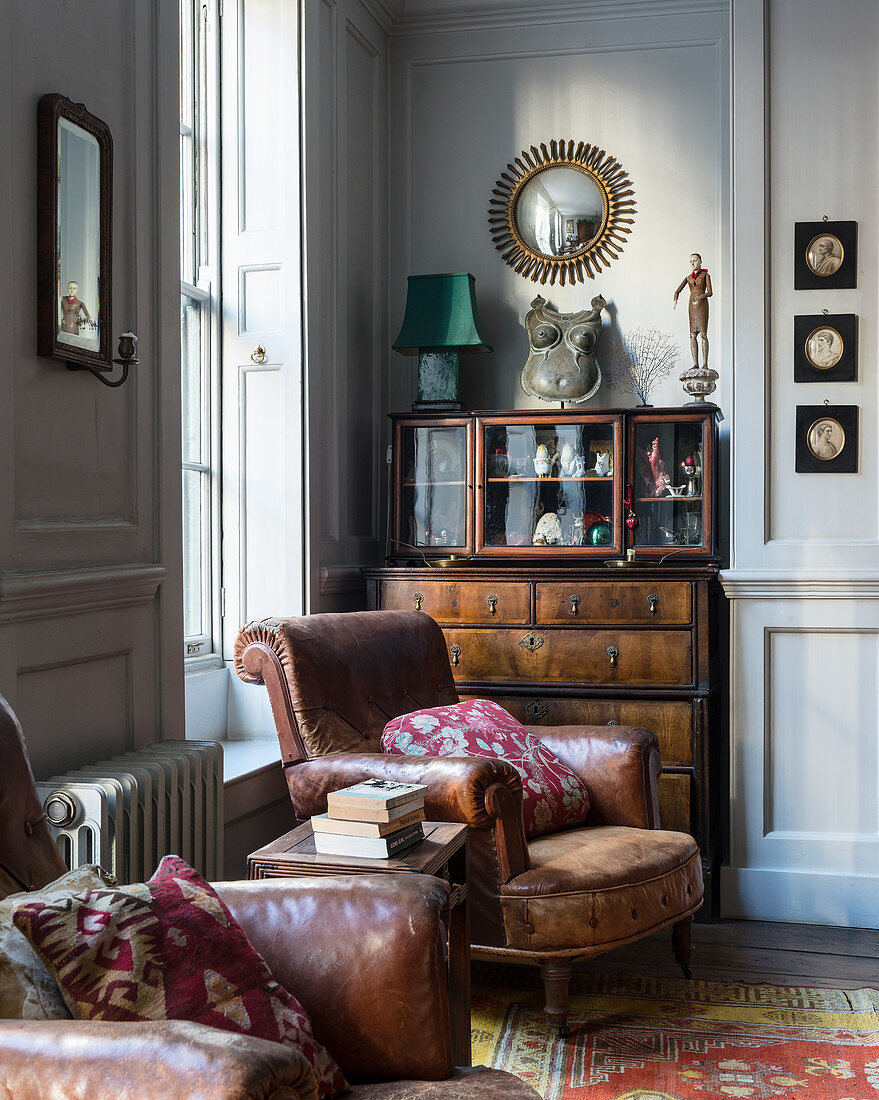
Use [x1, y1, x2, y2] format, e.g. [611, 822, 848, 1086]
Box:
[393, 272, 492, 355]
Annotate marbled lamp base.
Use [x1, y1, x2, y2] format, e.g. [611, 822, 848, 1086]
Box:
[414, 349, 464, 411]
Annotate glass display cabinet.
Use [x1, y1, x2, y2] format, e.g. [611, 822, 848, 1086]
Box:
[389, 408, 719, 562]
[392, 417, 472, 558]
[475, 412, 622, 557]
[626, 411, 716, 558]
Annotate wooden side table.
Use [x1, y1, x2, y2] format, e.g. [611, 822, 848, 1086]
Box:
[248, 821, 471, 1067]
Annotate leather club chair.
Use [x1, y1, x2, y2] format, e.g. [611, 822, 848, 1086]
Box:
[0, 693, 538, 1100]
[234, 610, 704, 1035]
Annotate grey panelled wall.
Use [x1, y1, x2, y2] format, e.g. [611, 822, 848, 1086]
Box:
[304, 0, 390, 612]
[0, 1, 184, 773]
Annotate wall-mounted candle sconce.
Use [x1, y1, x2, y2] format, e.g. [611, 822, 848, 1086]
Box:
[67, 331, 139, 387]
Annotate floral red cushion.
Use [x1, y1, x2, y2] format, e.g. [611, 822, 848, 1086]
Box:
[381, 698, 590, 838]
[12, 856, 346, 1099]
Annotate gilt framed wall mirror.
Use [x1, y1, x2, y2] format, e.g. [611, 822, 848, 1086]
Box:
[37, 93, 112, 371]
[488, 139, 635, 286]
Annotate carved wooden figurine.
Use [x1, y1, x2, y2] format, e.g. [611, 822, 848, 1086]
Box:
[673, 253, 712, 368]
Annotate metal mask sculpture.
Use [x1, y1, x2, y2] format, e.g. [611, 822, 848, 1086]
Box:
[520, 294, 606, 404]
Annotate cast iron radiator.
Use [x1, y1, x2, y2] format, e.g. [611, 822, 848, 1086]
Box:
[35, 740, 224, 883]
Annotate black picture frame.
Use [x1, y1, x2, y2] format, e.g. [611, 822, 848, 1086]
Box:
[795, 405, 858, 473]
[794, 314, 857, 382]
[794, 220, 857, 290]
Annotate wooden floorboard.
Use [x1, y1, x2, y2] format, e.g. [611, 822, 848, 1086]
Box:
[476, 920, 879, 989]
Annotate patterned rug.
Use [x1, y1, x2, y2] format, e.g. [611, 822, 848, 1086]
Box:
[471, 964, 879, 1100]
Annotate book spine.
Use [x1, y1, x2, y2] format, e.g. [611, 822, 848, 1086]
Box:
[326, 789, 425, 812]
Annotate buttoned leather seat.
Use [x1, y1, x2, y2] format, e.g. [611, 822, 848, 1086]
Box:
[234, 610, 703, 1035]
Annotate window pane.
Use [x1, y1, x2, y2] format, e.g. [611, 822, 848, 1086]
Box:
[181, 295, 203, 464]
[182, 468, 204, 638]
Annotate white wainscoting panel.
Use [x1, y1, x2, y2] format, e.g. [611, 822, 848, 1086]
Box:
[723, 589, 879, 927]
[766, 629, 878, 839]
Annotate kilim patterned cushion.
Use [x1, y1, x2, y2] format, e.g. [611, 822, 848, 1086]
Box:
[12, 855, 346, 1099]
[0, 864, 114, 1020]
[382, 698, 590, 838]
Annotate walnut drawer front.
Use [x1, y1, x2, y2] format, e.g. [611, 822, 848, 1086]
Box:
[443, 628, 692, 687]
[535, 580, 691, 625]
[658, 773, 692, 835]
[380, 580, 530, 623]
[475, 695, 693, 767]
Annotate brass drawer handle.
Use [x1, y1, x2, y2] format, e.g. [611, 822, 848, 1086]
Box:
[647, 593, 659, 615]
[525, 700, 548, 721]
[569, 594, 580, 615]
[413, 592, 424, 611]
[606, 645, 619, 669]
[450, 644, 461, 667]
[519, 631, 544, 653]
[487, 594, 498, 615]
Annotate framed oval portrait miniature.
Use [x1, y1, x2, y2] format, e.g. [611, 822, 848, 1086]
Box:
[793, 313, 857, 382]
[794, 220, 857, 289]
[795, 404, 858, 473]
[805, 326, 843, 369]
[807, 417, 844, 460]
[805, 234, 844, 278]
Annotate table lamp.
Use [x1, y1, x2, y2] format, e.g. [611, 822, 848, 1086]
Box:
[393, 272, 492, 411]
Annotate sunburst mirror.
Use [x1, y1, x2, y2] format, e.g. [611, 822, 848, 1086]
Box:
[488, 140, 635, 285]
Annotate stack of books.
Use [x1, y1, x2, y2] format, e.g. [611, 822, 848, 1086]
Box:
[311, 778, 427, 858]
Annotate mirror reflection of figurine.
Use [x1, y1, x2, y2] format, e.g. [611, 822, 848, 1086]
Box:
[60, 280, 92, 335]
[673, 253, 712, 368]
[808, 418, 844, 460]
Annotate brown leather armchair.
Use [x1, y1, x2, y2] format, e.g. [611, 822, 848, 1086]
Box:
[234, 610, 704, 1035]
[0, 693, 537, 1100]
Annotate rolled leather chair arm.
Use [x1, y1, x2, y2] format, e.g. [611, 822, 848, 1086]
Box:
[528, 724, 661, 829]
[285, 751, 522, 830]
[215, 874, 455, 1083]
[0, 1018, 316, 1100]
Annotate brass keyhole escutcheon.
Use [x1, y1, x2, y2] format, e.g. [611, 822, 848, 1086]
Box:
[525, 700, 548, 721]
[487, 594, 498, 615]
[647, 593, 659, 615]
[450, 644, 461, 667]
[413, 592, 424, 611]
[606, 645, 619, 669]
[519, 631, 544, 653]
[569, 594, 580, 615]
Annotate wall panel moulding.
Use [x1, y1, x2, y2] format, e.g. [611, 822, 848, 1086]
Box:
[392, 0, 730, 35]
[0, 565, 166, 622]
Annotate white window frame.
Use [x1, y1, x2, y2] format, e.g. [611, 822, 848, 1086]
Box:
[181, 0, 222, 665]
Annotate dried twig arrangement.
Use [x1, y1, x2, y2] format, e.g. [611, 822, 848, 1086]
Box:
[603, 327, 679, 406]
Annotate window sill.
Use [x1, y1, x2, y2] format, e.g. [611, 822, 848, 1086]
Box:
[222, 738, 281, 783]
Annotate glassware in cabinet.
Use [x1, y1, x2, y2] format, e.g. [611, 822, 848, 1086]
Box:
[475, 413, 622, 556]
[626, 410, 717, 557]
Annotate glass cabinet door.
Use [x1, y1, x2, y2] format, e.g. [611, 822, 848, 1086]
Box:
[627, 412, 714, 556]
[393, 419, 471, 556]
[475, 414, 621, 556]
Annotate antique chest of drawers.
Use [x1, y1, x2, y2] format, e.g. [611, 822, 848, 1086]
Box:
[365, 563, 726, 918]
